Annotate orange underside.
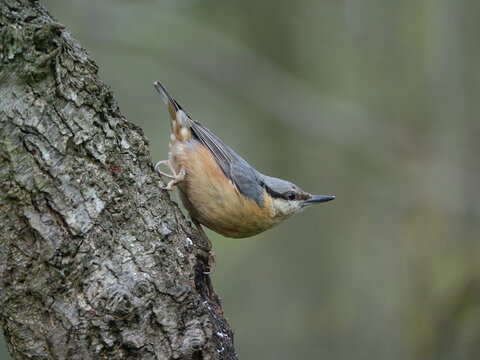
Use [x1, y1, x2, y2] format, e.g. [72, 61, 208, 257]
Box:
[171, 142, 281, 238]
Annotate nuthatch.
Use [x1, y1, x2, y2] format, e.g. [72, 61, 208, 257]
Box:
[153, 81, 334, 239]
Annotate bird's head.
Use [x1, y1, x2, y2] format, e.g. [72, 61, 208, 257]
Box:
[261, 175, 335, 219]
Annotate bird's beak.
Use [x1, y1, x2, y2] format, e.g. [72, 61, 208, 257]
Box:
[303, 195, 335, 206]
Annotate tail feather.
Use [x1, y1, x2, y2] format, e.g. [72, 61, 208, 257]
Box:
[154, 81, 178, 109]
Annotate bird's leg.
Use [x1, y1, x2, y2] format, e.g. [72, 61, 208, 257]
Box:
[192, 218, 216, 275]
[193, 220, 211, 252]
[155, 160, 185, 190]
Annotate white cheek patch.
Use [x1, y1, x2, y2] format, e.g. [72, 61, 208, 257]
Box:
[272, 198, 302, 217]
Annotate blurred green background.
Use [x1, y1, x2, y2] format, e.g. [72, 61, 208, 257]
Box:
[3, 0, 480, 359]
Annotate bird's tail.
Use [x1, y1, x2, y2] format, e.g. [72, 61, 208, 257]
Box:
[153, 81, 191, 142]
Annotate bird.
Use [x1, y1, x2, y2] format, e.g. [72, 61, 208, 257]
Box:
[153, 81, 334, 239]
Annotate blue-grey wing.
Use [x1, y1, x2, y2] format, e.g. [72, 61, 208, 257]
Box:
[190, 120, 265, 205]
[190, 120, 233, 175]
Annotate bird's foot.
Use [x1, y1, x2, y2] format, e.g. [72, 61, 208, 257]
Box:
[155, 160, 185, 190]
[198, 250, 216, 275]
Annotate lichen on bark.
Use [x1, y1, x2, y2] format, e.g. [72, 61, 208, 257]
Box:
[0, 1, 236, 359]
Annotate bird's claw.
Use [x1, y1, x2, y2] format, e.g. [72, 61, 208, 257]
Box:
[203, 251, 216, 275]
[155, 160, 185, 190]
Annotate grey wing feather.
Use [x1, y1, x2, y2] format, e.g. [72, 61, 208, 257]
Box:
[190, 120, 265, 205]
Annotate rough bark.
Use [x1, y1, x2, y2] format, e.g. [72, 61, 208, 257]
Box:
[0, 1, 236, 359]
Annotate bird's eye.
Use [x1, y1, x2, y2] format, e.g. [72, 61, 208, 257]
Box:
[286, 192, 296, 200]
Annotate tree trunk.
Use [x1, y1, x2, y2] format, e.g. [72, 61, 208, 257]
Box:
[0, 1, 236, 359]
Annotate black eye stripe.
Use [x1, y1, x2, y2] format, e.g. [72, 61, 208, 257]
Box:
[263, 184, 298, 201]
[264, 184, 284, 199]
